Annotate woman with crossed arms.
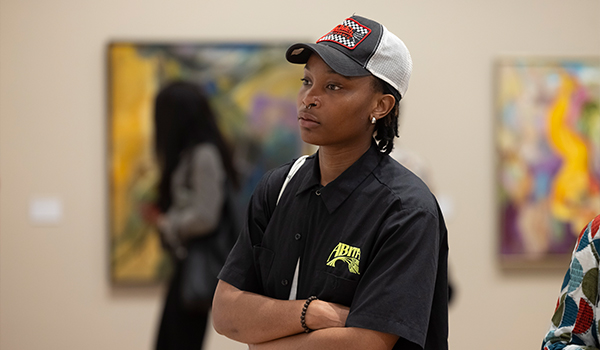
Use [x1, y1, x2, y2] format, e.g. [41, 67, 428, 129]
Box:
[213, 15, 449, 350]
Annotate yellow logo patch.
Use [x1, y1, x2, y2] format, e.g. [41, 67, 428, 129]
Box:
[326, 242, 361, 275]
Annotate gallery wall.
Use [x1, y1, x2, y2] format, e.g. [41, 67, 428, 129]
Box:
[1, 0, 599, 349]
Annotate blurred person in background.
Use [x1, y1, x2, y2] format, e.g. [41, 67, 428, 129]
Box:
[145, 81, 239, 350]
[542, 213, 600, 349]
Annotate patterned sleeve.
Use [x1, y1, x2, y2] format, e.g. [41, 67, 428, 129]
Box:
[542, 215, 600, 350]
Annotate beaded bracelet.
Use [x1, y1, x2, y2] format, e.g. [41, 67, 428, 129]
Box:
[301, 296, 318, 333]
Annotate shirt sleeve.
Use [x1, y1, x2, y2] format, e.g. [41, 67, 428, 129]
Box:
[542, 216, 600, 350]
[159, 143, 225, 241]
[217, 166, 286, 294]
[345, 206, 442, 348]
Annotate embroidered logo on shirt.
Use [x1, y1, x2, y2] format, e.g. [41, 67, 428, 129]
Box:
[326, 242, 361, 275]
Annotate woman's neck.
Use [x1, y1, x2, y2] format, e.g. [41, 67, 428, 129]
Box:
[318, 140, 372, 186]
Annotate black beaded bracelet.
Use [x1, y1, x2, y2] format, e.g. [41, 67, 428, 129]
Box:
[301, 296, 318, 333]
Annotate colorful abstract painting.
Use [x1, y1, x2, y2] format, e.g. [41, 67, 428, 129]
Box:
[496, 57, 600, 266]
[108, 43, 306, 283]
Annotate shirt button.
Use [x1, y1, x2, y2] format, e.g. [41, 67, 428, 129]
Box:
[281, 279, 289, 286]
[295, 233, 302, 240]
[315, 190, 321, 196]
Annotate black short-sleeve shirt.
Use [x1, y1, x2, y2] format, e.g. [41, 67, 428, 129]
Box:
[218, 142, 449, 350]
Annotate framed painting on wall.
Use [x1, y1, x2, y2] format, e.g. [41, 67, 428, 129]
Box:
[495, 56, 600, 267]
[107, 42, 307, 284]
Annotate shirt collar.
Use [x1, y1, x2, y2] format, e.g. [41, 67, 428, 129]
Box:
[296, 141, 383, 213]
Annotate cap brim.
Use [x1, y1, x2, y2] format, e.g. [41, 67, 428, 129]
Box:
[286, 43, 370, 77]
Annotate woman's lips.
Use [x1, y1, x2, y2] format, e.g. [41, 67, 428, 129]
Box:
[298, 111, 320, 128]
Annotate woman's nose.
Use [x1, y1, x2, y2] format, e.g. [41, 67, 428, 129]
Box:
[301, 87, 320, 109]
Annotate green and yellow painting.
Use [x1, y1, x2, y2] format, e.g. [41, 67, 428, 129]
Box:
[108, 43, 305, 283]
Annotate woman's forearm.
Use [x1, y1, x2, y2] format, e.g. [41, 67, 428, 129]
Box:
[248, 327, 399, 350]
[212, 280, 306, 344]
[212, 281, 350, 344]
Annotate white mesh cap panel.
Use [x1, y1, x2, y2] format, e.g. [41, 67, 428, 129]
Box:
[366, 25, 412, 98]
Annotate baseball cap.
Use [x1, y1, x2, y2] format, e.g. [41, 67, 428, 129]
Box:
[286, 15, 412, 101]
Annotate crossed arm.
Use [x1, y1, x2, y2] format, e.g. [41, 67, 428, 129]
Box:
[212, 280, 399, 350]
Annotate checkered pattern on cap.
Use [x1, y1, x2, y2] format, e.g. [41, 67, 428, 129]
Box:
[317, 18, 371, 50]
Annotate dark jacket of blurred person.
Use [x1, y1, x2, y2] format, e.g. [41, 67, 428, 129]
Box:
[147, 81, 238, 350]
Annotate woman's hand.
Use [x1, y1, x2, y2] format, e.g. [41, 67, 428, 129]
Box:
[141, 202, 162, 225]
[305, 300, 350, 330]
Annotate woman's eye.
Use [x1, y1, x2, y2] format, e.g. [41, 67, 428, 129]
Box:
[327, 84, 341, 91]
[300, 78, 311, 85]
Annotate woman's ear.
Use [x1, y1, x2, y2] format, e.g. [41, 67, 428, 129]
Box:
[372, 94, 395, 121]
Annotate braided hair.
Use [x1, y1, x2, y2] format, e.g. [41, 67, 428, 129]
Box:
[371, 77, 401, 154]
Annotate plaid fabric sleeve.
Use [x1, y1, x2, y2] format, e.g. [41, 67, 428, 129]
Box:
[542, 215, 600, 350]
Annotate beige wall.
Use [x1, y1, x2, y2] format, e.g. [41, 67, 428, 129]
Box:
[1, 0, 599, 349]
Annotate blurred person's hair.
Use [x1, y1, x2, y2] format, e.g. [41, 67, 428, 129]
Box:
[154, 81, 238, 212]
